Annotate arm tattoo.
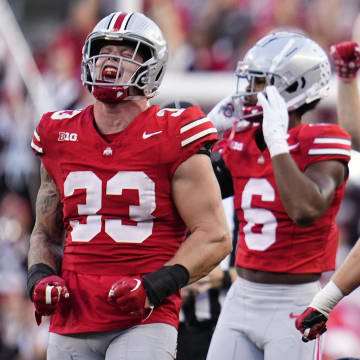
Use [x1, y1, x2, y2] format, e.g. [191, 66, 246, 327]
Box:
[28, 163, 64, 272]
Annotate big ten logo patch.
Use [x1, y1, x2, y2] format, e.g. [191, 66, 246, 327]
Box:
[230, 141, 243, 151]
[58, 132, 78, 142]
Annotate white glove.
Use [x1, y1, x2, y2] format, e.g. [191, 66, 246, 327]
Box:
[207, 96, 237, 133]
[257, 86, 289, 158]
[207, 96, 250, 134]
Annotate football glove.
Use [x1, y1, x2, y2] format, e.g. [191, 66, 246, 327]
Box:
[257, 86, 289, 158]
[295, 307, 328, 342]
[107, 276, 152, 317]
[32, 275, 70, 325]
[330, 41, 360, 80]
[207, 96, 239, 133]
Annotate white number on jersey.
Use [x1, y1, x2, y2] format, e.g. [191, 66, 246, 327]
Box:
[156, 108, 185, 117]
[242, 178, 277, 251]
[64, 171, 155, 243]
[51, 110, 81, 120]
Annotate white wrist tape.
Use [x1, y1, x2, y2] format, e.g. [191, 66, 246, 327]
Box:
[268, 140, 289, 158]
[309, 280, 344, 318]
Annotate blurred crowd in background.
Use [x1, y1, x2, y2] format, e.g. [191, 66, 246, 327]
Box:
[1, 0, 360, 359]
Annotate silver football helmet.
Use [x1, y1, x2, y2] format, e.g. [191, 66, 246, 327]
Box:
[235, 31, 331, 114]
[81, 12, 168, 101]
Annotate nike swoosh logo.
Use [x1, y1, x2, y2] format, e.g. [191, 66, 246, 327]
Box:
[289, 312, 300, 319]
[130, 279, 142, 292]
[288, 143, 299, 151]
[142, 130, 162, 139]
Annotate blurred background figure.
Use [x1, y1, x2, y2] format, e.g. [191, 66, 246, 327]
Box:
[40, 0, 100, 109]
[1, 0, 360, 359]
[0, 192, 49, 360]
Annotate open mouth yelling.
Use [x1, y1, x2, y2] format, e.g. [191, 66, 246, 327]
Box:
[102, 66, 119, 82]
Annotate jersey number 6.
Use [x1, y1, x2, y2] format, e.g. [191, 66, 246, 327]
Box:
[242, 178, 277, 251]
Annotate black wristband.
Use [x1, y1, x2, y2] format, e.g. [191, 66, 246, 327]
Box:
[222, 270, 232, 289]
[27, 263, 57, 301]
[142, 264, 190, 307]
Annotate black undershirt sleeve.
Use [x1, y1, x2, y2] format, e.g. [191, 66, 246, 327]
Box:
[210, 151, 234, 199]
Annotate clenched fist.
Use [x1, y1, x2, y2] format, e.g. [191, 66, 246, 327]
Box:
[107, 276, 152, 316]
[330, 41, 360, 80]
[295, 307, 328, 342]
[32, 275, 70, 325]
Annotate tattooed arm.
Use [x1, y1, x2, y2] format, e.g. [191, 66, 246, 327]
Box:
[28, 162, 64, 272]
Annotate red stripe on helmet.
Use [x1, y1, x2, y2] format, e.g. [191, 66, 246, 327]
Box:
[113, 12, 127, 31]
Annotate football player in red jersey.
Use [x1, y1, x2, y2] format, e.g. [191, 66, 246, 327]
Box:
[295, 41, 360, 343]
[27, 11, 232, 360]
[206, 32, 351, 360]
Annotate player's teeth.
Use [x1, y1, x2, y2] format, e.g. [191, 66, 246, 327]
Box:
[103, 68, 117, 76]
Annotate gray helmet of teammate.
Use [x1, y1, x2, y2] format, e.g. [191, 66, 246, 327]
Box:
[235, 31, 331, 111]
[81, 12, 168, 101]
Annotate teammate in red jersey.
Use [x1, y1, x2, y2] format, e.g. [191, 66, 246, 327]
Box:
[27, 11, 232, 360]
[295, 41, 360, 343]
[206, 32, 351, 360]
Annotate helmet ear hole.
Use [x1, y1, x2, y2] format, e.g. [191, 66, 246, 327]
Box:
[285, 81, 299, 93]
[285, 77, 306, 93]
